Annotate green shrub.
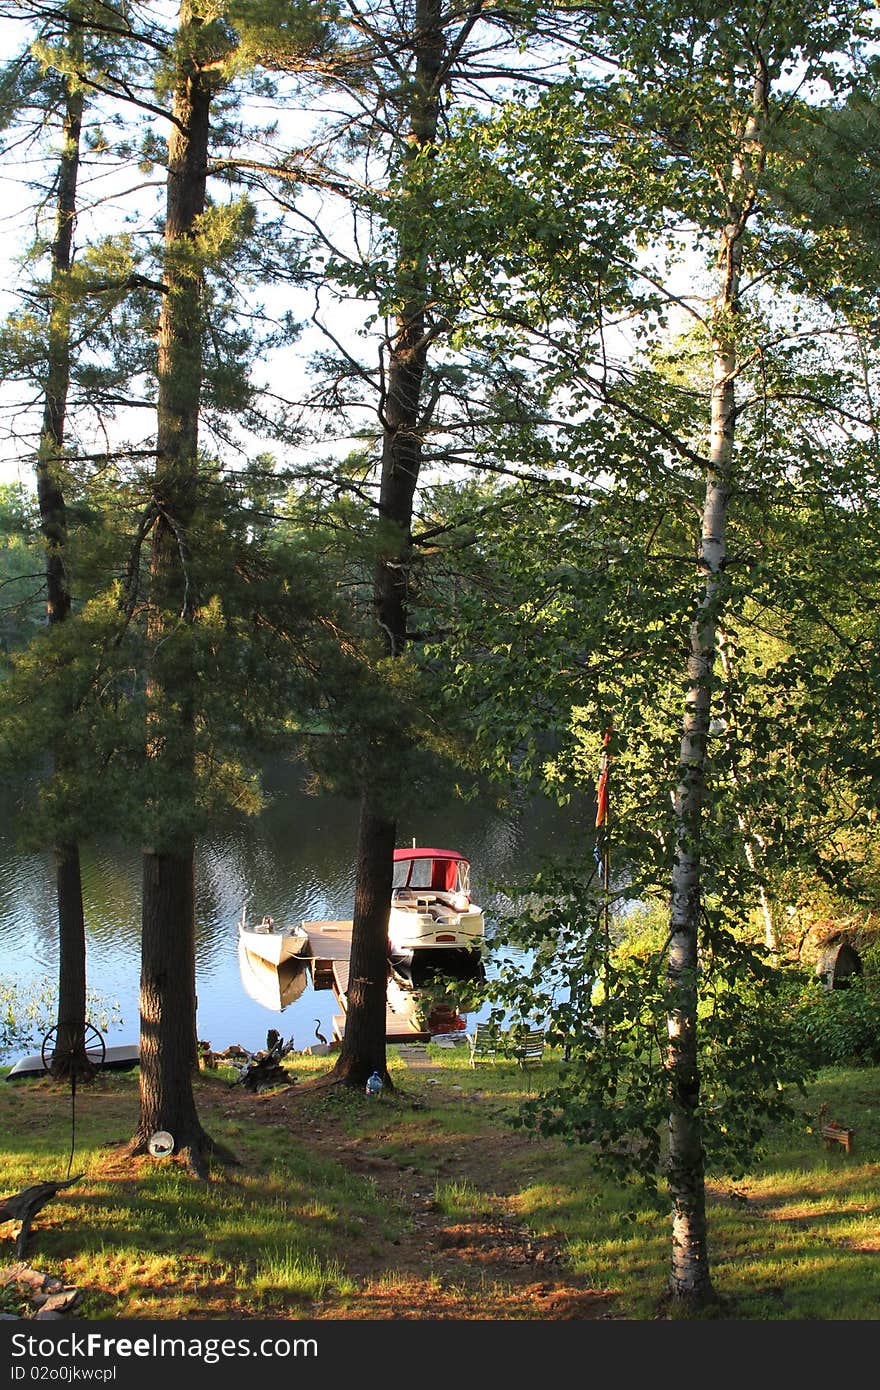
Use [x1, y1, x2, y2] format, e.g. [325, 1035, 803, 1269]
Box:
[793, 977, 880, 1066]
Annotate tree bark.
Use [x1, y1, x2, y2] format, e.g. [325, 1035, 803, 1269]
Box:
[326, 0, 445, 1089]
[324, 794, 396, 1085]
[131, 0, 216, 1173]
[35, 8, 91, 1082]
[52, 842, 88, 1077]
[665, 56, 768, 1307]
[132, 850, 203, 1156]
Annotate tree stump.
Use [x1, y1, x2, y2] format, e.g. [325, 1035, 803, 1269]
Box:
[0, 1178, 81, 1258]
[236, 1032, 294, 1092]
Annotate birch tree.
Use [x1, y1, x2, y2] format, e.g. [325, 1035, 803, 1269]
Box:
[403, 0, 875, 1308]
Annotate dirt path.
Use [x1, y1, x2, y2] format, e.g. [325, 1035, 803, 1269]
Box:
[257, 1077, 619, 1320]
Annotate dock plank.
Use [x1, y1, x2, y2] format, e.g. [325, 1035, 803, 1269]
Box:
[303, 921, 354, 991]
[329, 949, 431, 1045]
[302, 921, 354, 962]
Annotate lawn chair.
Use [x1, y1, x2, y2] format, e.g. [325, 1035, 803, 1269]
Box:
[468, 1021, 545, 1070]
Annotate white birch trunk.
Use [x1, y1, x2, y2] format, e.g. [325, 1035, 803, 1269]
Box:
[666, 59, 768, 1303]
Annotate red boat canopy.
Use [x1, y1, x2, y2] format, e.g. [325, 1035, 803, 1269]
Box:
[393, 848, 470, 893]
[393, 848, 467, 862]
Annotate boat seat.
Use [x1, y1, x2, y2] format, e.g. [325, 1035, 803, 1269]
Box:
[428, 906, 455, 923]
[394, 889, 436, 911]
[434, 891, 467, 910]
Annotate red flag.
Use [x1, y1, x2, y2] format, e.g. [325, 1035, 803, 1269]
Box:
[595, 766, 608, 828]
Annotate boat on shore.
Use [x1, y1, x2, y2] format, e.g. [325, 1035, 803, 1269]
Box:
[5, 1044, 140, 1080]
[237, 910, 309, 967]
[388, 848, 485, 965]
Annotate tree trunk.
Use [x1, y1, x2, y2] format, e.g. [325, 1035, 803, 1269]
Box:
[52, 841, 87, 1076]
[38, 59, 81, 631]
[665, 58, 767, 1307]
[131, 0, 216, 1172]
[132, 849, 234, 1175]
[326, 0, 444, 1088]
[132, 850, 205, 1159]
[325, 795, 396, 1086]
[35, 10, 91, 1082]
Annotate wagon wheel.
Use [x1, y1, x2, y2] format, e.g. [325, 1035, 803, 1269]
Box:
[41, 1021, 106, 1075]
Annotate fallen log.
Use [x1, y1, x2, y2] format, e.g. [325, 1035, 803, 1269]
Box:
[0, 1178, 81, 1258]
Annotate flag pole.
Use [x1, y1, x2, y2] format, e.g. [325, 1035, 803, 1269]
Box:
[595, 724, 613, 1033]
[595, 724, 612, 887]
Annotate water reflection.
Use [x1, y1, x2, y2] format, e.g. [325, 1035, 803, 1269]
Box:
[0, 762, 588, 1060]
[237, 943, 309, 1013]
[387, 950, 483, 1038]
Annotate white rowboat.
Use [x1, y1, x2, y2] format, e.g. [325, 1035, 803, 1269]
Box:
[237, 912, 309, 968]
[237, 940, 309, 1011]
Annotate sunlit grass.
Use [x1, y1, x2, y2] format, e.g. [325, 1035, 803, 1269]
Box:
[2, 1055, 880, 1318]
[432, 1177, 497, 1218]
[252, 1247, 356, 1305]
[0, 1069, 407, 1318]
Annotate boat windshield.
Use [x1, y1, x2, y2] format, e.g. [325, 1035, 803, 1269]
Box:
[393, 855, 470, 895]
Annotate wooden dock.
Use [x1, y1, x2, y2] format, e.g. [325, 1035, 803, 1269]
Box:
[302, 920, 353, 990]
[302, 920, 431, 1046]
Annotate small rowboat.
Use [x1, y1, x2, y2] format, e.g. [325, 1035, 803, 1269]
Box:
[237, 910, 309, 968]
[5, 1044, 140, 1080]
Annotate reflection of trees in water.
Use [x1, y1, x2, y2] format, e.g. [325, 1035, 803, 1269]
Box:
[79, 845, 142, 950]
[0, 848, 57, 961]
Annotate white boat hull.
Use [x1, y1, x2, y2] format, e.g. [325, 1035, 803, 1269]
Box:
[387, 891, 485, 954]
[238, 923, 309, 967]
[6, 1044, 140, 1079]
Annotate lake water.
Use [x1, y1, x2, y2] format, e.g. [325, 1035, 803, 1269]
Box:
[0, 762, 587, 1063]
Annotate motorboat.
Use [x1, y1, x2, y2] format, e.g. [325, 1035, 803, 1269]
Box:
[387, 848, 485, 961]
[237, 910, 309, 968]
[237, 939, 309, 1012]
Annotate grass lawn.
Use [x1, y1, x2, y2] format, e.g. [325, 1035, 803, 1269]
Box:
[0, 1048, 877, 1320]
